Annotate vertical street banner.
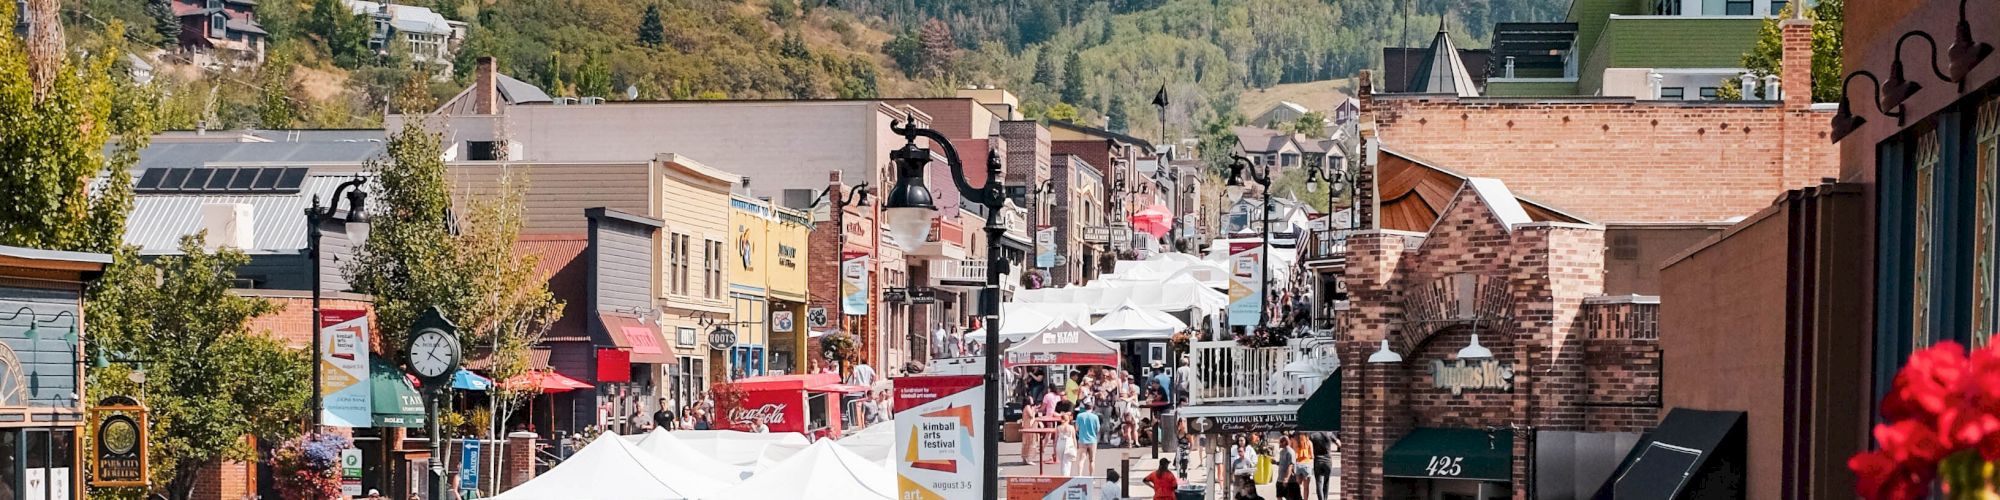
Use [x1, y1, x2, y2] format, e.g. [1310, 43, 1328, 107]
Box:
[1035, 226, 1056, 268]
[1228, 241, 1263, 327]
[842, 253, 870, 315]
[894, 375, 984, 500]
[320, 309, 372, 427]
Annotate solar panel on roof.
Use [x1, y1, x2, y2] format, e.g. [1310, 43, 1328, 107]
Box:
[274, 168, 308, 191]
[253, 168, 282, 189]
[180, 169, 213, 190]
[136, 169, 166, 190]
[205, 168, 236, 190]
[159, 168, 190, 191]
[229, 168, 260, 190]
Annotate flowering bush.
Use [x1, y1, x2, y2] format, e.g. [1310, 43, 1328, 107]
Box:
[1234, 326, 1291, 348]
[1851, 341, 2000, 499]
[268, 432, 351, 500]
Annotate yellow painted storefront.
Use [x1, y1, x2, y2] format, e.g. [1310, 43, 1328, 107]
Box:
[767, 205, 811, 373]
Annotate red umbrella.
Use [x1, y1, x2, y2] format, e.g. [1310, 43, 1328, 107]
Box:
[503, 370, 593, 393]
[1131, 205, 1173, 238]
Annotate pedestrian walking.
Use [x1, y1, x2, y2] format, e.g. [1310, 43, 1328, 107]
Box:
[1075, 403, 1100, 472]
[849, 360, 877, 386]
[1055, 402, 1078, 476]
[1142, 458, 1179, 500]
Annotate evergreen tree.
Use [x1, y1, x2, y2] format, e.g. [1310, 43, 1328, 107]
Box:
[146, 0, 179, 49]
[1106, 94, 1128, 133]
[638, 4, 665, 47]
[1032, 50, 1059, 89]
[780, 31, 810, 59]
[883, 29, 924, 77]
[1060, 51, 1085, 105]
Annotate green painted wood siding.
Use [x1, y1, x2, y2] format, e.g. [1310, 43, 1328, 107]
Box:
[1486, 80, 1584, 96]
[1578, 17, 1763, 93]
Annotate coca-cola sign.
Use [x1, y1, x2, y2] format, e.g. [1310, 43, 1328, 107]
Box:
[731, 403, 788, 426]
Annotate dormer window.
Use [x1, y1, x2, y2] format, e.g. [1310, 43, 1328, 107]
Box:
[209, 13, 225, 38]
[206, 0, 221, 9]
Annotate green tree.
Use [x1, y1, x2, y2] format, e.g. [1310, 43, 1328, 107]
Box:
[1734, 0, 1842, 101]
[780, 31, 810, 60]
[257, 63, 298, 129]
[1284, 111, 1327, 138]
[453, 172, 562, 441]
[348, 121, 466, 349]
[768, 0, 796, 23]
[86, 236, 311, 500]
[1060, 51, 1084, 105]
[307, 0, 371, 68]
[638, 4, 666, 47]
[883, 29, 924, 77]
[1032, 50, 1059, 89]
[145, 0, 179, 48]
[1044, 102, 1080, 122]
[0, 17, 151, 253]
[1106, 93, 1128, 132]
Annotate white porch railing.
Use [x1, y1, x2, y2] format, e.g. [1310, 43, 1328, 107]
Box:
[929, 258, 987, 284]
[1187, 339, 1334, 405]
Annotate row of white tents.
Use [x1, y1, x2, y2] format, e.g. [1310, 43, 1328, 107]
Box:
[491, 425, 896, 500]
[965, 253, 1232, 344]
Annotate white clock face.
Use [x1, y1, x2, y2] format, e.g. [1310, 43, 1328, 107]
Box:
[409, 329, 458, 378]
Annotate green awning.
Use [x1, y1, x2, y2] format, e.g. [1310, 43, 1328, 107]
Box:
[1384, 428, 1513, 482]
[370, 357, 427, 428]
[1296, 374, 1341, 431]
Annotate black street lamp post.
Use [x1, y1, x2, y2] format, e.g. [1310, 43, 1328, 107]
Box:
[1226, 155, 1272, 330]
[305, 177, 370, 428]
[1304, 155, 1351, 231]
[882, 119, 1008, 500]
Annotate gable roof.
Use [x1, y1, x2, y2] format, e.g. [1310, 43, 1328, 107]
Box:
[435, 73, 553, 114]
[1410, 20, 1481, 97]
[1375, 146, 1587, 232]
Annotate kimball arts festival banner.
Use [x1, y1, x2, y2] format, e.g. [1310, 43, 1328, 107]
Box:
[319, 309, 372, 427]
[1227, 241, 1264, 327]
[895, 374, 984, 500]
[842, 252, 871, 315]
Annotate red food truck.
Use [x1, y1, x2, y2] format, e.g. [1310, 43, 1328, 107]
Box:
[717, 373, 870, 440]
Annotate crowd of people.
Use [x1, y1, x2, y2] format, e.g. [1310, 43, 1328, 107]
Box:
[1218, 431, 1338, 500]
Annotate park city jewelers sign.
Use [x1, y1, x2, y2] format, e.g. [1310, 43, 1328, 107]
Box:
[1429, 359, 1515, 395]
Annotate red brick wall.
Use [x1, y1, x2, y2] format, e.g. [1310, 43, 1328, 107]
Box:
[241, 295, 376, 350]
[1368, 97, 1836, 224]
[189, 458, 253, 500]
[1341, 184, 1635, 499]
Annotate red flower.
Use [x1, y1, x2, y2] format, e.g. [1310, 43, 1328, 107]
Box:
[1851, 449, 1932, 500]
[1884, 342, 1970, 423]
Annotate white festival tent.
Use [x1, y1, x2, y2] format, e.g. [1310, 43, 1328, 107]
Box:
[630, 428, 756, 482]
[490, 432, 730, 500]
[702, 439, 898, 500]
[1100, 256, 1230, 289]
[667, 429, 809, 468]
[964, 302, 1093, 343]
[1089, 301, 1190, 341]
[757, 421, 897, 469]
[1012, 275, 1228, 317]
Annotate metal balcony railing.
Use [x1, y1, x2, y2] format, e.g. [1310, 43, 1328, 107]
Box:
[1187, 339, 1329, 405]
[929, 258, 987, 284]
[1305, 229, 1351, 262]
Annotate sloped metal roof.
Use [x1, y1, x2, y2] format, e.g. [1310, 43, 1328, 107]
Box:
[1411, 21, 1481, 97]
[127, 141, 383, 174]
[124, 174, 369, 254]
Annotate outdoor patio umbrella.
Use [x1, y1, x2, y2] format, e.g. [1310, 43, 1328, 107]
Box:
[504, 370, 592, 435]
[1131, 204, 1173, 237]
[453, 369, 494, 391]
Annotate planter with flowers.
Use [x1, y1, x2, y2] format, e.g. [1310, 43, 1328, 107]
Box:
[267, 432, 350, 500]
[1852, 341, 2000, 499]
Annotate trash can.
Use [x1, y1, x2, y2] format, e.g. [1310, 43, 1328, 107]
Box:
[1175, 485, 1206, 500]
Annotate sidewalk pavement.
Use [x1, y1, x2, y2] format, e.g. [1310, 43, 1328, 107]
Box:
[994, 440, 1341, 499]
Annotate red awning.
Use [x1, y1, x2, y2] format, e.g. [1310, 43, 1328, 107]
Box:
[599, 313, 673, 364]
[503, 370, 594, 393]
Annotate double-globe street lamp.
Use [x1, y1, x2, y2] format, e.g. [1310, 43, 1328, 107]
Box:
[1224, 155, 1273, 331]
[879, 118, 1009, 500]
[307, 177, 371, 428]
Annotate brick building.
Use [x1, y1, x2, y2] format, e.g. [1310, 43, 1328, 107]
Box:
[1654, 0, 2000, 498]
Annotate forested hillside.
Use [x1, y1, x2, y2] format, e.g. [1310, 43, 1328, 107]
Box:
[62, 0, 1569, 133]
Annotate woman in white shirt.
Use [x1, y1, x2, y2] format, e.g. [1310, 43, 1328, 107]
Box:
[1056, 405, 1079, 476]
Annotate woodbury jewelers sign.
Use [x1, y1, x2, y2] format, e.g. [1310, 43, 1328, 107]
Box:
[1429, 359, 1514, 395]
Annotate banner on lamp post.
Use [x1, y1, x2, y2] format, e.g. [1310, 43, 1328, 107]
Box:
[319, 309, 372, 427]
[1035, 226, 1055, 269]
[841, 253, 871, 315]
[1227, 242, 1263, 327]
[894, 375, 984, 500]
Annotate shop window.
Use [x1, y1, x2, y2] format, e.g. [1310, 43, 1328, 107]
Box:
[1977, 98, 2000, 346]
[1660, 87, 1685, 100]
[1915, 129, 1939, 349]
[1724, 0, 1752, 14]
[1699, 87, 1720, 100]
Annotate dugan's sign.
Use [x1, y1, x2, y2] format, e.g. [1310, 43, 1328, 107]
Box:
[1429, 359, 1514, 395]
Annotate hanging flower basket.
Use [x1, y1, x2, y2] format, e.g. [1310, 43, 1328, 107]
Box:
[1853, 341, 2000, 499]
[268, 432, 351, 500]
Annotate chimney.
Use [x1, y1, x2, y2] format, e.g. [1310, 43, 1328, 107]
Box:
[199, 203, 255, 251]
[1780, 18, 1814, 108]
[1357, 69, 1374, 99]
[475, 56, 500, 115]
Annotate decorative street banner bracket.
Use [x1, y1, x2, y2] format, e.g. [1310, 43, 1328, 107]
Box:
[90, 395, 149, 488]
